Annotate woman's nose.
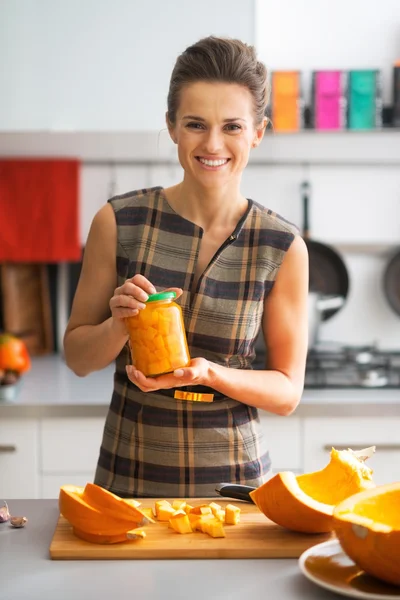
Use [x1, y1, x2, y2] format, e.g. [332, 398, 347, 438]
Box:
[203, 128, 224, 154]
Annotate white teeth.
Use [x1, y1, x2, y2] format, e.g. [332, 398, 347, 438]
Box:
[198, 158, 228, 167]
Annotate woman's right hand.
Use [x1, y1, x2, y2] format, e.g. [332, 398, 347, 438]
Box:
[109, 274, 183, 335]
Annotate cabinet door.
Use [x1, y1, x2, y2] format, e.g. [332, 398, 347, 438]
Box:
[258, 413, 303, 473]
[0, 419, 39, 498]
[303, 417, 400, 485]
[40, 418, 104, 473]
[41, 474, 95, 499]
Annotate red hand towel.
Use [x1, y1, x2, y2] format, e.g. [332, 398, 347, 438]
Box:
[0, 158, 81, 262]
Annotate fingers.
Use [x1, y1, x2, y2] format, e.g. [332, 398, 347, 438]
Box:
[128, 274, 157, 295]
[164, 287, 183, 300]
[125, 362, 201, 393]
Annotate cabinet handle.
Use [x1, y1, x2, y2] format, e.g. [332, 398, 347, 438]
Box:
[0, 444, 17, 453]
[323, 444, 400, 452]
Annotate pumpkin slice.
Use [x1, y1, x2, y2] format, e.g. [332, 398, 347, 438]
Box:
[250, 447, 376, 533]
[333, 482, 400, 586]
[59, 486, 142, 535]
[82, 483, 154, 525]
[73, 526, 146, 544]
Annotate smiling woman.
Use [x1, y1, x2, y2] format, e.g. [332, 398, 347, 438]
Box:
[63, 36, 309, 499]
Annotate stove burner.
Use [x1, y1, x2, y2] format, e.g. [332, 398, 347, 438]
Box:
[305, 344, 400, 389]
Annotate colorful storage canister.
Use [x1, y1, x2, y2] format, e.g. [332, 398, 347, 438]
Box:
[311, 71, 348, 130]
[393, 61, 400, 127]
[348, 70, 382, 130]
[271, 71, 304, 132]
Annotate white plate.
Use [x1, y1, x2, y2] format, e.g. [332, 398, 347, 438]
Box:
[299, 540, 400, 599]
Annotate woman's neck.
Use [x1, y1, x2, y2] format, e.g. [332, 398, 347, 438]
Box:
[163, 178, 248, 232]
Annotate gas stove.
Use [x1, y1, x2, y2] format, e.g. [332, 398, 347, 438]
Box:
[305, 343, 400, 389]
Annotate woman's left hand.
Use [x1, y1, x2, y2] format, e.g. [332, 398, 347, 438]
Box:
[126, 357, 211, 392]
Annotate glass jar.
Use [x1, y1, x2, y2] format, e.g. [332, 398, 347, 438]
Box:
[126, 291, 191, 377]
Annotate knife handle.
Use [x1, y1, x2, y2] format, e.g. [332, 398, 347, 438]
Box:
[215, 483, 256, 503]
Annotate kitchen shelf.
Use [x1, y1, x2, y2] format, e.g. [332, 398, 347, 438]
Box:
[0, 130, 400, 166]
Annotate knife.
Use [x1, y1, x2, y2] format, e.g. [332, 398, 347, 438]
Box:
[215, 483, 256, 503]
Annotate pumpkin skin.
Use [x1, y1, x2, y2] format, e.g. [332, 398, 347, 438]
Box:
[250, 448, 375, 534]
[0, 334, 30, 373]
[333, 482, 400, 586]
[59, 486, 141, 536]
[250, 471, 334, 533]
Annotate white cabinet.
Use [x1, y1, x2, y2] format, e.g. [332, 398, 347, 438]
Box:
[40, 474, 96, 499]
[40, 417, 104, 473]
[0, 419, 39, 498]
[259, 413, 303, 473]
[40, 417, 104, 498]
[303, 417, 400, 485]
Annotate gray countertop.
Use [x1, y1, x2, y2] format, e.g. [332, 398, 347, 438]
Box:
[0, 354, 399, 418]
[0, 499, 338, 600]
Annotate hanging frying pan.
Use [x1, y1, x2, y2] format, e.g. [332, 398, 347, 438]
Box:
[383, 248, 400, 317]
[301, 180, 350, 321]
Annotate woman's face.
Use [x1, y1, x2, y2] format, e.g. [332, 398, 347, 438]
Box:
[168, 81, 266, 189]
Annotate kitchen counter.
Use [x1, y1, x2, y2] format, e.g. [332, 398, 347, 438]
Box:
[0, 499, 336, 600]
[0, 354, 399, 418]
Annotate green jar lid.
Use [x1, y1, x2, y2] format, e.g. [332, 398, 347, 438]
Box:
[146, 291, 176, 303]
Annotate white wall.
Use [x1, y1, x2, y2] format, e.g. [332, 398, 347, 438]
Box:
[0, 0, 255, 131]
[256, 0, 400, 105]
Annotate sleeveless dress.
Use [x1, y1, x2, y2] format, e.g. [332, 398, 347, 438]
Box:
[94, 187, 298, 498]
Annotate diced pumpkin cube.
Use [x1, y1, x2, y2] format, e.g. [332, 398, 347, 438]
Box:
[215, 509, 226, 523]
[157, 505, 176, 521]
[190, 504, 212, 515]
[169, 512, 192, 534]
[187, 513, 201, 530]
[195, 514, 217, 533]
[155, 500, 171, 516]
[225, 503, 241, 525]
[184, 504, 194, 514]
[126, 528, 147, 539]
[172, 500, 187, 511]
[209, 502, 222, 516]
[204, 520, 226, 538]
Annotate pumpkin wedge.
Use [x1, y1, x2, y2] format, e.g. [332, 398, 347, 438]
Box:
[59, 485, 142, 535]
[82, 483, 153, 525]
[250, 447, 376, 533]
[73, 527, 146, 544]
[333, 481, 400, 586]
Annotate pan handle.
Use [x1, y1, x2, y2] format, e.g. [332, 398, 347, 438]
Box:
[215, 483, 256, 503]
[301, 180, 311, 239]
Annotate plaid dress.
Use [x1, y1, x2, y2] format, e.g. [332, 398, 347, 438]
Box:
[94, 187, 298, 498]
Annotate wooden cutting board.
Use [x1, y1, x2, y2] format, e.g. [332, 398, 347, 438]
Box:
[49, 498, 333, 560]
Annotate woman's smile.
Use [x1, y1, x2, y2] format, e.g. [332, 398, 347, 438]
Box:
[195, 156, 231, 170]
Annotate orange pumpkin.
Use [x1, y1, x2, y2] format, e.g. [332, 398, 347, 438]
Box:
[0, 334, 30, 373]
[72, 527, 146, 544]
[250, 447, 376, 533]
[333, 481, 400, 586]
[82, 483, 153, 525]
[59, 485, 142, 536]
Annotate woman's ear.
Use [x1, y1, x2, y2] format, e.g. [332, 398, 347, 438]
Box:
[166, 112, 177, 144]
[252, 117, 268, 148]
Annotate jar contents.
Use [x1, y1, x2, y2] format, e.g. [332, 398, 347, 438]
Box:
[126, 291, 191, 377]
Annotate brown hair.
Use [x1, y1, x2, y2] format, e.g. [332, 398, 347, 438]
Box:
[167, 36, 269, 126]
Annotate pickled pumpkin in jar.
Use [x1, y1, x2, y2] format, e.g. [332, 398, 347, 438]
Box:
[126, 291, 191, 377]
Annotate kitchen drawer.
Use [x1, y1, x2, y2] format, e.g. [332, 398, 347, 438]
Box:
[40, 473, 95, 499]
[258, 413, 303, 472]
[303, 417, 400, 485]
[0, 419, 39, 498]
[40, 417, 104, 473]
